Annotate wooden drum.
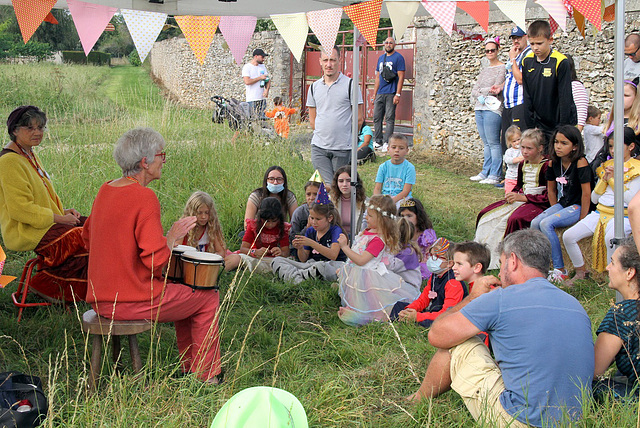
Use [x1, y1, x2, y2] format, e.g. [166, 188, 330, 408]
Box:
[181, 251, 224, 290]
[167, 245, 196, 282]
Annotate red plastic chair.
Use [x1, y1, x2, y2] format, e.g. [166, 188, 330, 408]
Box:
[11, 258, 53, 322]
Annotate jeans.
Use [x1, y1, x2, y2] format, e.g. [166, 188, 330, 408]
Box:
[373, 93, 397, 144]
[530, 204, 581, 270]
[475, 110, 503, 180]
[311, 145, 351, 184]
[248, 99, 266, 120]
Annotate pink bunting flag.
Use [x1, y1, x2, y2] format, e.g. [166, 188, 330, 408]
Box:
[537, 0, 567, 32]
[175, 16, 221, 65]
[67, 0, 118, 56]
[307, 8, 342, 54]
[219, 16, 257, 66]
[421, 1, 456, 36]
[11, 0, 57, 43]
[456, 1, 489, 33]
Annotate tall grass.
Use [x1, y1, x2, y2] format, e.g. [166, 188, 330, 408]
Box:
[0, 63, 630, 426]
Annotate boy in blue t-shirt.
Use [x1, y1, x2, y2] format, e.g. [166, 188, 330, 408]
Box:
[373, 133, 416, 204]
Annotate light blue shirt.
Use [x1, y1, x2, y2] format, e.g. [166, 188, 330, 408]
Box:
[460, 277, 594, 427]
[375, 159, 416, 197]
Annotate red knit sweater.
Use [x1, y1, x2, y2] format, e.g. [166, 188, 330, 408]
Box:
[82, 182, 170, 303]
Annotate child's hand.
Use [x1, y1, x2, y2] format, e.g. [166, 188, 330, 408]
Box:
[270, 247, 282, 257]
[292, 235, 309, 249]
[603, 165, 614, 181]
[337, 233, 349, 248]
[398, 308, 417, 323]
[505, 193, 526, 204]
[512, 156, 524, 164]
[254, 248, 268, 258]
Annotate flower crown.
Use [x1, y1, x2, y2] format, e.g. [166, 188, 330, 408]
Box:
[366, 203, 396, 220]
[399, 198, 416, 208]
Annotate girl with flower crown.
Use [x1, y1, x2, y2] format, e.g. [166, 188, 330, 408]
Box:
[336, 195, 420, 326]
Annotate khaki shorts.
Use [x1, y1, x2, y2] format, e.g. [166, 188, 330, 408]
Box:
[449, 337, 527, 428]
[238, 253, 274, 274]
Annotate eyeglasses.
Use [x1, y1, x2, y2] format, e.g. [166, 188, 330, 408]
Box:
[155, 151, 166, 163]
[267, 176, 284, 184]
[485, 49, 497, 54]
[20, 125, 46, 132]
[627, 46, 640, 57]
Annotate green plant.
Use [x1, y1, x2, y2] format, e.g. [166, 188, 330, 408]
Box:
[128, 49, 141, 66]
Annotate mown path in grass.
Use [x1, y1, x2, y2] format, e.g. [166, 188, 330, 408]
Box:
[0, 63, 631, 427]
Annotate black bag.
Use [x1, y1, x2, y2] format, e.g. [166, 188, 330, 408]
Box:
[380, 65, 397, 83]
[0, 372, 48, 428]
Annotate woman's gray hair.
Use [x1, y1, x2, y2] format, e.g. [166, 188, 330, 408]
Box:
[113, 127, 165, 177]
[498, 229, 551, 276]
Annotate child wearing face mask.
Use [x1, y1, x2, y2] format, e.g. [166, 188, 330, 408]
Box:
[289, 178, 321, 260]
[245, 166, 298, 228]
[389, 238, 467, 328]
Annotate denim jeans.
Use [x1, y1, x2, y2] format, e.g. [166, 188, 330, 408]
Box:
[530, 204, 581, 270]
[475, 110, 503, 180]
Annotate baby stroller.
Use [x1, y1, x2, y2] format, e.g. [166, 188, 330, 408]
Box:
[211, 95, 251, 131]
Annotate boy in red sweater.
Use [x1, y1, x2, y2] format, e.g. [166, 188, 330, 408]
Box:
[390, 238, 467, 327]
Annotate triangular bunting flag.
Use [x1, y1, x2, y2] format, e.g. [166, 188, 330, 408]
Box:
[219, 16, 257, 66]
[573, 8, 586, 38]
[343, 0, 383, 47]
[550, 16, 559, 36]
[537, 0, 567, 32]
[569, 0, 601, 30]
[603, 3, 614, 22]
[11, 0, 57, 43]
[386, 1, 419, 40]
[44, 12, 58, 25]
[121, 9, 167, 63]
[0, 245, 15, 288]
[493, 0, 527, 31]
[306, 8, 342, 54]
[421, 1, 456, 36]
[67, 0, 118, 56]
[175, 15, 220, 65]
[271, 13, 308, 63]
[309, 170, 323, 183]
[456, 1, 489, 33]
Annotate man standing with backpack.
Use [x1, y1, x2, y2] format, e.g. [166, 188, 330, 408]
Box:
[372, 37, 406, 152]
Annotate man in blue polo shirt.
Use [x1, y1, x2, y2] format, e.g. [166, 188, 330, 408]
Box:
[408, 229, 593, 427]
[501, 27, 530, 155]
[372, 37, 405, 152]
[306, 47, 363, 185]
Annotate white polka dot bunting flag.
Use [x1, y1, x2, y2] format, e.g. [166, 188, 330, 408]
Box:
[306, 8, 342, 55]
[219, 16, 258, 66]
[121, 9, 167, 63]
[493, 0, 527, 32]
[270, 12, 308, 63]
[421, 1, 456, 36]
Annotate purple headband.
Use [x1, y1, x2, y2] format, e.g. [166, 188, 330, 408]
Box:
[625, 80, 638, 89]
[7, 105, 40, 135]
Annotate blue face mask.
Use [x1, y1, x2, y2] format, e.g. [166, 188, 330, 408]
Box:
[267, 183, 284, 194]
[426, 255, 447, 275]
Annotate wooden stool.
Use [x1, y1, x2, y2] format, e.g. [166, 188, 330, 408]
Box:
[82, 309, 152, 392]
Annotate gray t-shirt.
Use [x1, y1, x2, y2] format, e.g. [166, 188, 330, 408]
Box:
[624, 58, 640, 80]
[460, 277, 594, 427]
[306, 72, 364, 151]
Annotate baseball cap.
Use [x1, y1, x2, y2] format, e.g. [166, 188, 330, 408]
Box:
[510, 27, 526, 38]
[252, 48, 269, 57]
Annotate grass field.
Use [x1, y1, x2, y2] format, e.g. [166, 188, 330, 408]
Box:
[0, 63, 637, 427]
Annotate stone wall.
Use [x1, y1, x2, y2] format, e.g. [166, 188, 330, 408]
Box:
[149, 31, 304, 110]
[413, 3, 640, 161]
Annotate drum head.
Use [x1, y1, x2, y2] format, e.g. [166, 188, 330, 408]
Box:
[181, 251, 224, 264]
[173, 245, 196, 254]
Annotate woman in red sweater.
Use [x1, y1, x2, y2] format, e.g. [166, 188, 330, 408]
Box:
[82, 128, 221, 383]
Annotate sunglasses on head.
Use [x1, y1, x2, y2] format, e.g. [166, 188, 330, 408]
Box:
[627, 46, 640, 57]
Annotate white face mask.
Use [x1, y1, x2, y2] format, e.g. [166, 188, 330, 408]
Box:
[426, 255, 447, 274]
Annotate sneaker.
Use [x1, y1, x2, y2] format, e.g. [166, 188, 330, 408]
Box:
[547, 269, 569, 283]
[470, 174, 486, 181]
[373, 141, 383, 150]
[478, 177, 500, 185]
[494, 182, 505, 188]
[380, 143, 389, 153]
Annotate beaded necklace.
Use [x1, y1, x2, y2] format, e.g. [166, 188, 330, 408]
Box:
[13, 142, 60, 207]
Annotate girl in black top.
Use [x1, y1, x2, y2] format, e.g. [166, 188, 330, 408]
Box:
[530, 125, 592, 281]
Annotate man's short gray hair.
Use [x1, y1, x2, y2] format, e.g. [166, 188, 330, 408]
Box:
[113, 127, 165, 177]
[498, 229, 551, 276]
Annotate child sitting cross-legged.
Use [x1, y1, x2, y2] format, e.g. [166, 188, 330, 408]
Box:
[390, 238, 466, 328]
[289, 175, 321, 260]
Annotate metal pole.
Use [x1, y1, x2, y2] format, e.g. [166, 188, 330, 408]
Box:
[350, 27, 360, 241]
[613, 0, 625, 302]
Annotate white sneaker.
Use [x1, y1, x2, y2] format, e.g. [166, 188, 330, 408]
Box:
[547, 269, 568, 283]
[478, 178, 500, 185]
[381, 143, 388, 153]
[374, 141, 383, 149]
[470, 174, 486, 181]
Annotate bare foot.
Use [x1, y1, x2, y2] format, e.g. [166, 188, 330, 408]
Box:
[405, 391, 421, 403]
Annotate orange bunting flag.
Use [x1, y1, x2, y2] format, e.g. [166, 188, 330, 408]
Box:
[573, 8, 586, 37]
[175, 16, 221, 65]
[11, 0, 58, 43]
[343, 0, 383, 47]
[603, 3, 614, 22]
[569, 0, 601, 30]
[0, 245, 16, 288]
[44, 12, 58, 25]
[456, 1, 489, 33]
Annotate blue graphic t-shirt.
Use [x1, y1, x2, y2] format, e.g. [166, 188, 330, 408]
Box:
[377, 51, 406, 94]
[375, 159, 416, 197]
